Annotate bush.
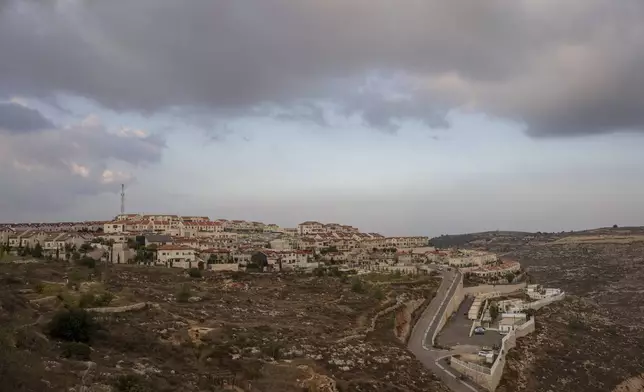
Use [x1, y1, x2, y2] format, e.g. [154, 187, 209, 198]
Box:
[313, 267, 325, 277]
[351, 278, 366, 293]
[79, 293, 96, 308]
[112, 374, 150, 392]
[328, 267, 343, 277]
[76, 257, 96, 269]
[93, 292, 114, 307]
[188, 268, 202, 278]
[61, 341, 91, 360]
[176, 284, 191, 303]
[372, 287, 385, 301]
[47, 309, 98, 343]
[568, 317, 588, 331]
[34, 281, 45, 294]
[261, 342, 283, 360]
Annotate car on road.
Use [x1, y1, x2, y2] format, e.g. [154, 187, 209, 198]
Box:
[474, 326, 486, 335]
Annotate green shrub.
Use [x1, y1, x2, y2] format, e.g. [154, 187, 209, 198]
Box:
[47, 309, 98, 343]
[93, 292, 114, 307]
[372, 287, 385, 300]
[328, 267, 343, 277]
[61, 341, 91, 360]
[176, 284, 191, 303]
[261, 342, 283, 360]
[78, 293, 96, 308]
[188, 268, 202, 278]
[34, 281, 45, 294]
[351, 278, 365, 293]
[313, 267, 325, 277]
[76, 257, 96, 269]
[112, 374, 150, 392]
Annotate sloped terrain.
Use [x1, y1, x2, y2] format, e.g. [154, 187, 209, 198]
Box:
[437, 229, 644, 392]
[0, 261, 449, 392]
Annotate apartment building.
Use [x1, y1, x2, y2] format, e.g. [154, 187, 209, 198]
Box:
[183, 221, 224, 233]
[298, 221, 325, 235]
[156, 245, 196, 269]
[181, 216, 210, 223]
[104, 222, 126, 234]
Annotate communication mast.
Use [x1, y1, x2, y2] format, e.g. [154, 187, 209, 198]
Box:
[120, 184, 125, 215]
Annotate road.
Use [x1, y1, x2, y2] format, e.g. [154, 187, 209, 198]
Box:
[407, 269, 482, 392]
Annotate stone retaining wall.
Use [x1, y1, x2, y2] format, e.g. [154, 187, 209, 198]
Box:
[86, 302, 149, 313]
[450, 317, 536, 391]
[463, 282, 527, 296]
[431, 275, 464, 345]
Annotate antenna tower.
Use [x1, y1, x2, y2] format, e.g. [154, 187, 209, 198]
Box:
[120, 184, 125, 215]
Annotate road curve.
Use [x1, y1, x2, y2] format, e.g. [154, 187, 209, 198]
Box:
[407, 269, 482, 392]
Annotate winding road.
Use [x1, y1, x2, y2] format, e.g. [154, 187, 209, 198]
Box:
[407, 269, 482, 392]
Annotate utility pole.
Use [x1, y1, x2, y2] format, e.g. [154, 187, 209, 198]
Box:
[120, 184, 125, 215]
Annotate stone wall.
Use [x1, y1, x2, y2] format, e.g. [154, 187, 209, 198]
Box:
[450, 317, 536, 391]
[524, 292, 565, 310]
[463, 282, 527, 296]
[431, 274, 464, 345]
[86, 302, 149, 313]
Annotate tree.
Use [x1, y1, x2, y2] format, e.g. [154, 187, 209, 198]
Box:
[188, 268, 202, 278]
[72, 251, 81, 262]
[613, 224, 618, 228]
[31, 243, 43, 258]
[489, 303, 499, 320]
[79, 243, 93, 254]
[208, 254, 218, 265]
[351, 278, 365, 293]
[197, 261, 204, 270]
[48, 309, 98, 343]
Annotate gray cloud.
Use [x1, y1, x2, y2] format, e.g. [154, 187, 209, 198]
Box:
[0, 113, 165, 215]
[0, 102, 54, 132]
[0, 0, 643, 136]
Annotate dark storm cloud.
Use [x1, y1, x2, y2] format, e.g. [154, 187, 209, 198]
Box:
[0, 0, 643, 135]
[0, 102, 54, 132]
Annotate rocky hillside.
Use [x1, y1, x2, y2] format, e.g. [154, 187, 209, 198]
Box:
[432, 228, 644, 392]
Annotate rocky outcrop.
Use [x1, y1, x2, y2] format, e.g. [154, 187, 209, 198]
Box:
[613, 374, 644, 392]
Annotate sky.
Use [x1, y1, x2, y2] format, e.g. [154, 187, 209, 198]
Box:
[1, 0, 644, 236]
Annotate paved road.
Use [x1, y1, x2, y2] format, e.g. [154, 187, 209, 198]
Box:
[407, 269, 482, 392]
[437, 296, 502, 349]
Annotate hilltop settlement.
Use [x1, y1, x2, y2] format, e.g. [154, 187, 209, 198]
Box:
[0, 216, 574, 392]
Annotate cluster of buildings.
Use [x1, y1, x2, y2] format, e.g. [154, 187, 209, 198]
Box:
[0, 228, 93, 257]
[1, 215, 433, 273]
[468, 284, 565, 334]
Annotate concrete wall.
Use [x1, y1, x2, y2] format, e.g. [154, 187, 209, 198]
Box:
[209, 263, 239, 272]
[450, 317, 536, 391]
[463, 282, 527, 295]
[432, 275, 465, 345]
[525, 292, 565, 310]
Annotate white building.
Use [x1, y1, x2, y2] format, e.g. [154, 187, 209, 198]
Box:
[104, 222, 126, 234]
[298, 221, 326, 235]
[156, 245, 196, 269]
[526, 284, 562, 300]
